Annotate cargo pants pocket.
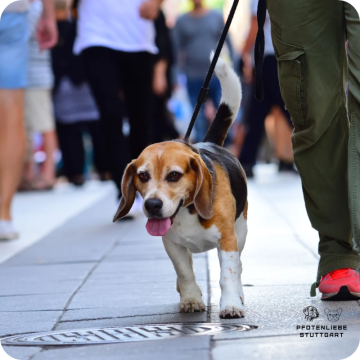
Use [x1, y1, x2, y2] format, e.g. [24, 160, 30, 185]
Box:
[271, 32, 307, 126]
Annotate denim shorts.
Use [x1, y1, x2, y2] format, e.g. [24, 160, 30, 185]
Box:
[0, 12, 29, 89]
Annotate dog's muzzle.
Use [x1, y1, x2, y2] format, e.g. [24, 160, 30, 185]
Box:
[144, 198, 163, 216]
[145, 200, 184, 237]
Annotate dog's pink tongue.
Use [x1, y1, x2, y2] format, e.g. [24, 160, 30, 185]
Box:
[146, 218, 171, 236]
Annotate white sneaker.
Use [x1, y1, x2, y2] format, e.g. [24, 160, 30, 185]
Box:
[0, 220, 19, 240]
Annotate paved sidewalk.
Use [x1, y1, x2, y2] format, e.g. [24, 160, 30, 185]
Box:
[0, 166, 359, 360]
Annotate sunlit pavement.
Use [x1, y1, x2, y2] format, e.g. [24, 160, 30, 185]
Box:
[0, 167, 359, 360]
[0, 181, 115, 264]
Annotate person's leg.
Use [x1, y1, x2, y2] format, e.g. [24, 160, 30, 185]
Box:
[21, 89, 35, 185]
[186, 78, 208, 143]
[0, 13, 28, 232]
[39, 90, 57, 185]
[86, 120, 110, 178]
[82, 47, 130, 195]
[263, 55, 294, 166]
[345, 4, 360, 267]
[25, 89, 57, 186]
[267, 0, 359, 287]
[56, 121, 84, 179]
[239, 85, 271, 175]
[271, 105, 294, 164]
[151, 95, 166, 143]
[41, 131, 57, 184]
[0, 90, 26, 220]
[119, 51, 154, 159]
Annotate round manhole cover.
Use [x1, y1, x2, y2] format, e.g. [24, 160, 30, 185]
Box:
[1, 323, 257, 346]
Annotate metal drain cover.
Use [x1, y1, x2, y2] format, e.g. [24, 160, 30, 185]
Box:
[1, 323, 256, 346]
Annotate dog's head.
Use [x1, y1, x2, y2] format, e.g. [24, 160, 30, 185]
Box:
[113, 141, 213, 236]
[324, 308, 342, 322]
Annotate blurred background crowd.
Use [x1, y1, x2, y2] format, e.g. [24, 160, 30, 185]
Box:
[0, 0, 297, 240]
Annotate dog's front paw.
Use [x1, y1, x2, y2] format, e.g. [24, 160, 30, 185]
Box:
[220, 296, 245, 318]
[180, 298, 206, 313]
[220, 305, 245, 319]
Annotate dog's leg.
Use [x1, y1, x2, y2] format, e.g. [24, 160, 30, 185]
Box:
[218, 244, 245, 318]
[176, 250, 194, 293]
[163, 237, 205, 313]
[235, 213, 247, 305]
[218, 215, 247, 318]
[238, 258, 244, 305]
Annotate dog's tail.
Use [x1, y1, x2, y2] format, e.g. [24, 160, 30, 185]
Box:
[202, 53, 242, 146]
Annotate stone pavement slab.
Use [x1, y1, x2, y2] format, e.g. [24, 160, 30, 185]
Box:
[0, 311, 63, 337]
[0, 181, 114, 264]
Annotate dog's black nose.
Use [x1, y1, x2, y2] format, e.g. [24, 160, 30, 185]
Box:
[145, 198, 163, 215]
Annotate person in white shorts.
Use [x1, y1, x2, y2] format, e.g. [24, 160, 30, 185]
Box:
[20, 0, 57, 191]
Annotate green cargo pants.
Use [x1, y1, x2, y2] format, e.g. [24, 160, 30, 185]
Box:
[265, 0, 360, 294]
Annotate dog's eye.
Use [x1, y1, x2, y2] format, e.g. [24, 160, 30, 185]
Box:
[138, 172, 149, 183]
[167, 171, 182, 182]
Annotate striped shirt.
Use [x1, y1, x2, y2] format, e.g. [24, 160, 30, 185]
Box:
[27, 0, 54, 89]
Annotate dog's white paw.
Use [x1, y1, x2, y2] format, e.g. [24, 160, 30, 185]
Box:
[220, 305, 245, 319]
[220, 295, 245, 318]
[180, 298, 206, 313]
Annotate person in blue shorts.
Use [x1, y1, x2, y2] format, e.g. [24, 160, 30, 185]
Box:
[0, 0, 57, 240]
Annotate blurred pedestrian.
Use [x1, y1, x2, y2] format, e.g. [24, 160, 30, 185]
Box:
[52, 1, 109, 186]
[20, 0, 57, 191]
[174, 0, 233, 142]
[74, 0, 161, 207]
[0, 0, 57, 240]
[151, 10, 179, 143]
[261, 0, 360, 299]
[239, 0, 295, 178]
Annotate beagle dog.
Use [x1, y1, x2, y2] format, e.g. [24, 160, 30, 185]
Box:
[113, 57, 247, 318]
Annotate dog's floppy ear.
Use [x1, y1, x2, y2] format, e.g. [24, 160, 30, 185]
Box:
[324, 308, 330, 316]
[337, 308, 342, 315]
[113, 160, 137, 222]
[191, 155, 213, 219]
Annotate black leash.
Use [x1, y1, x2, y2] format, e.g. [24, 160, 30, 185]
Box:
[254, 0, 267, 101]
[183, 0, 239, 141]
